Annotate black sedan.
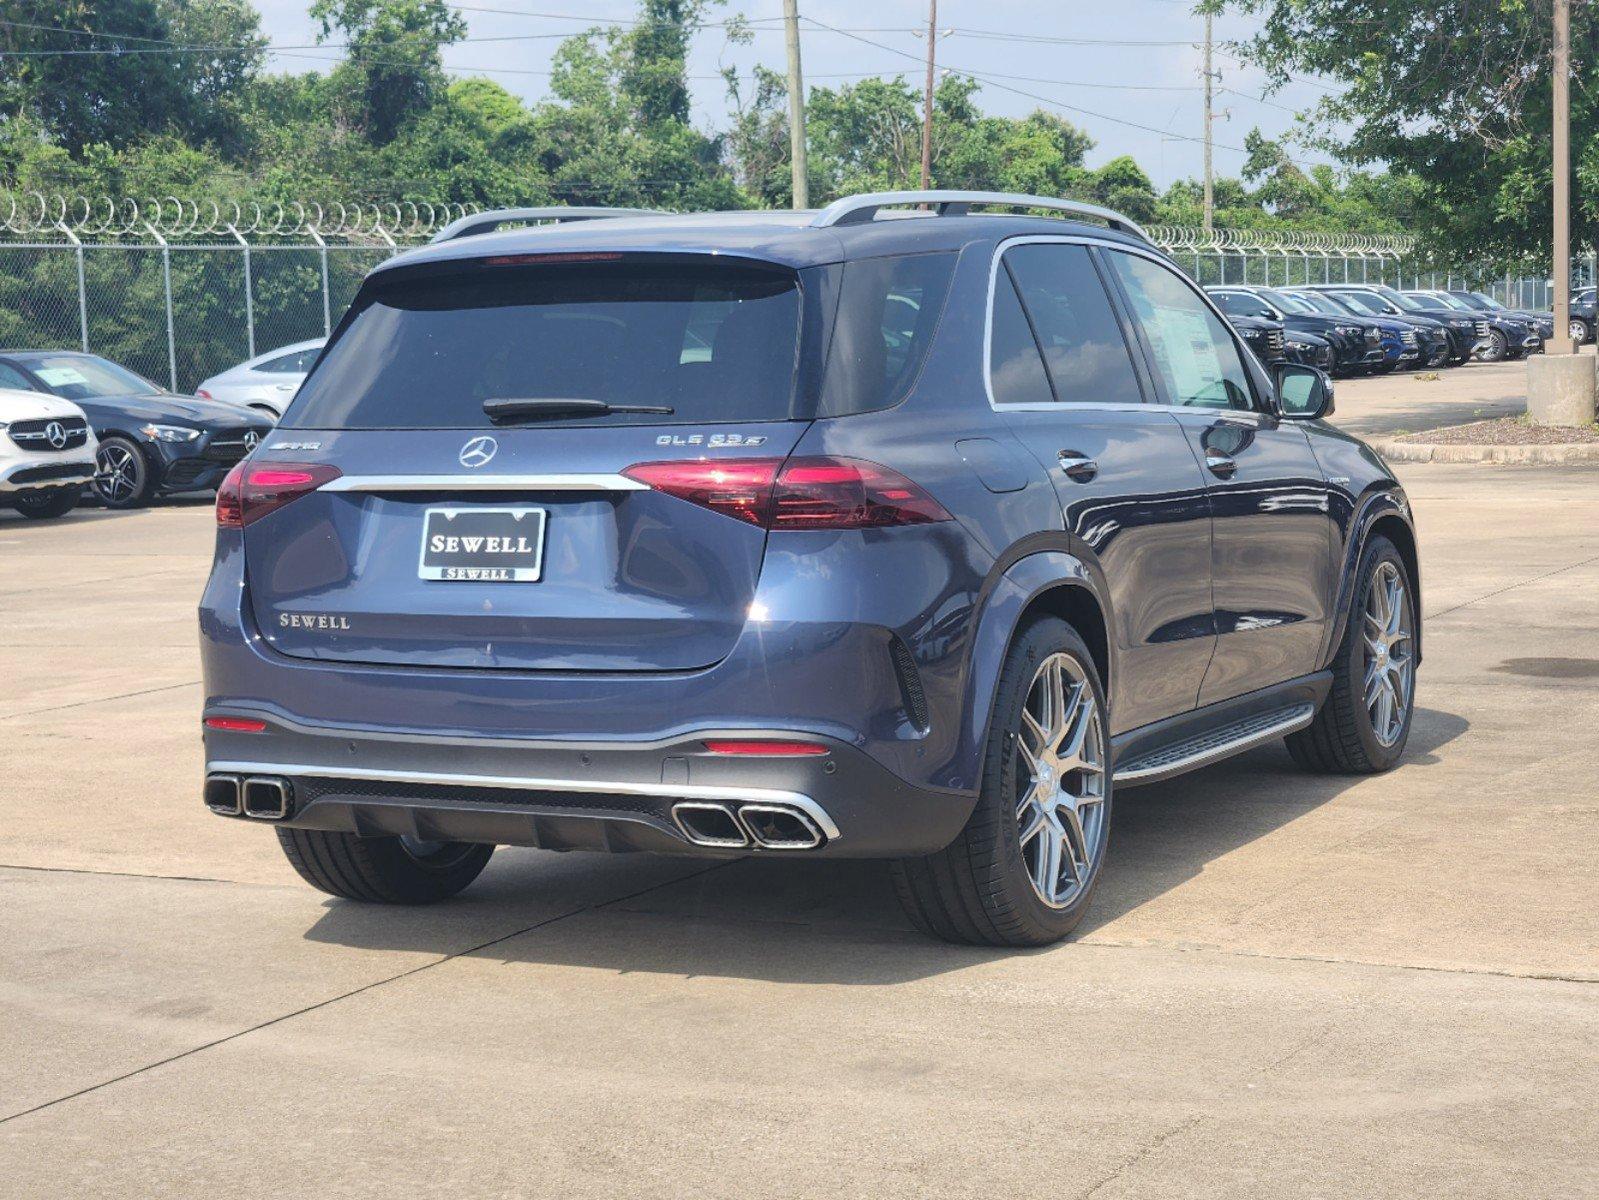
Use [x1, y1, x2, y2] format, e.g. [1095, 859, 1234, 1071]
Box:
[0, 351, 272, 509]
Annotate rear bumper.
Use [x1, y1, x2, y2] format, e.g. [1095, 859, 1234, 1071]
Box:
[201, 719, 974, 857]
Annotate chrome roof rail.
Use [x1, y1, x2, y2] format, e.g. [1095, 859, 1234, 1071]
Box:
[430, 206, 662, 244]
[808, 190, 1151, 242]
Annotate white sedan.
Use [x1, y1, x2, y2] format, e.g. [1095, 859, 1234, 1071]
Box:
[195, 338, 325, 420]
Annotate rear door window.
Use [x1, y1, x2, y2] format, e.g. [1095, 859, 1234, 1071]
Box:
[1104, 251, 1255, 411]
[1003, 243, 1145, 406]
[283, 261, 802, 429]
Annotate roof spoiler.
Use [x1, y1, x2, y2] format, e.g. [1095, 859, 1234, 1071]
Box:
[808, 190, 1150, 243]
[430, 206, 663, 244]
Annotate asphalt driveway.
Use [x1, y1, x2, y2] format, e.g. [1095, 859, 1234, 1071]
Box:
[1, 452, 1595, 1197]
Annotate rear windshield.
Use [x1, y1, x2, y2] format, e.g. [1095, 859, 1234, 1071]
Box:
[283, 261, 802, 429]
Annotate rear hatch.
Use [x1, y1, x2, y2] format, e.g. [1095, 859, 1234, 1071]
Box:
[242, 255, 810, 672]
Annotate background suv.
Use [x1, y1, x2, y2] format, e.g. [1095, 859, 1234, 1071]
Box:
[1208, 285, 1383, 377]
[0, 387, 97, 519]
[199, 193, 1420, 947]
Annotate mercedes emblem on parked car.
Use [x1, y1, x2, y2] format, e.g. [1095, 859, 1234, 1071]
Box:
[459, 435, 497, 468]
[243, 430, 260, 453]
[44, 421, 68, 449]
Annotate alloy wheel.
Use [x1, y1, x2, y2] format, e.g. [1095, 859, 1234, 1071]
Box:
[94, 442, 140, 505]
[1570, 319, 1587, 344]
[1362, 561, 1414, 747]
[1013, 652, 1108, 908]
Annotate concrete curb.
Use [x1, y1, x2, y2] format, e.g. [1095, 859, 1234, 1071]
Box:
[1370, 437, 1599, 464]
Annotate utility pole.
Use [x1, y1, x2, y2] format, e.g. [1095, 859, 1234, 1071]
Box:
[783, 0, 808, 210]
[1526, 0, 1592, 427]
[1551, 0, 1574, 354]
[921, 0, 937, 190]
[1202, 11, 1215, 233]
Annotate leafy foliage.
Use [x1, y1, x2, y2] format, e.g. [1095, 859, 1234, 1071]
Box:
[0, 0, 1419, 236]
[1218, 0, 1591, 262]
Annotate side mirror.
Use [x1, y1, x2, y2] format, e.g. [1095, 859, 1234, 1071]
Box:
[1273, 362, 1334, 420]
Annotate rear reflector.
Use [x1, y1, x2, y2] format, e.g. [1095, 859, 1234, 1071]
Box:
[702, 740, 829, 756]
[204, 716, 267, 733]
[217, 461, 341, 527]
[622, 456, 951, 530]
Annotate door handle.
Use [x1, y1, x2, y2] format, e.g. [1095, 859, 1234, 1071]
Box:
[1205, 451, 1237, 480]
[1057, 449, 1098, 482]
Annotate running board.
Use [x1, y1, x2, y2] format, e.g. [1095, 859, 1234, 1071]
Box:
[1113, 703, 1316, 787]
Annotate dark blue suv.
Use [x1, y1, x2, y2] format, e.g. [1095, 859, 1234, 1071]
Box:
[199, 192, 1420, 946]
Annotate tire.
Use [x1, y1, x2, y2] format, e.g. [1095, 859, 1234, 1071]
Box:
[12, 488, 79, 519]
[1477, 329, 1508, 362]
[275, 828, 494, 904]
[891, 618, 1112, 946]
[1287, 535, 1416, 774]
[93, 435, 154, 509]
[1569, 318, 1589, 345]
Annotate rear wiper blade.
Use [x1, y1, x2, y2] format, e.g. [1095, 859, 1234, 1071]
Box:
[483, 397, 674, 423]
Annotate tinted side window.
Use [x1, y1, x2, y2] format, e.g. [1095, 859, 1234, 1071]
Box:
[988, 271, 1053, 405]
[1003, 244, 1144, 406]
[1107, 252, 1254, 411]
[819, 252, 956, 416]
[254, 349, 318, 374]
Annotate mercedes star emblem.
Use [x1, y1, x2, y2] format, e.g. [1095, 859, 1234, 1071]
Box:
[459, 435, 498, 468]
[243, 430, 260, 453]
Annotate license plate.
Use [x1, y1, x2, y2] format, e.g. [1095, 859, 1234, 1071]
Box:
[419, 506, 546, 582]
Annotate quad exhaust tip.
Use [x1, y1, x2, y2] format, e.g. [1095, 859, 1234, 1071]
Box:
[670, 801, 825, 850]
[206, 773, 292, 820]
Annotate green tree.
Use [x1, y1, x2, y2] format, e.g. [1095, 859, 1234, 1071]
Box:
[1219, 0, 1597, 262]
[310, 0, 466, 146]
[0, 0, 265, 153]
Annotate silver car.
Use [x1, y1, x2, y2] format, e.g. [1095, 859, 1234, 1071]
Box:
[195, 338, 325, 420]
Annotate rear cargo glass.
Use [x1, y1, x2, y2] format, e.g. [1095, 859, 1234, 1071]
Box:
[282, 261, 801, 429]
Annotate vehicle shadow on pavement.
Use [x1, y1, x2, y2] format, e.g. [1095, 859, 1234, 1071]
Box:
[299, 706, 1468, 984]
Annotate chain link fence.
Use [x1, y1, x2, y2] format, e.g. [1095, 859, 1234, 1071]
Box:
[0, 193, 1578, 394]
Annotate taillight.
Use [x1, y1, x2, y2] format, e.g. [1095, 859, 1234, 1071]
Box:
[621, 458, 779, 526]
[622, 456, 950, 530]
[195, 388, 213, 399]
[216, 461, 341, 528]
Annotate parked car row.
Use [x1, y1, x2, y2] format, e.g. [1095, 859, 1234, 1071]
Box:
[1206, 283, 1551, 376]
[0, 349, 277, 520]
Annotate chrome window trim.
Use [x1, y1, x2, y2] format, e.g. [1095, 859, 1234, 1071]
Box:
[319, 473, 649, 493]
[983, 234, 1266, 415]
[206, 759, 842, 839]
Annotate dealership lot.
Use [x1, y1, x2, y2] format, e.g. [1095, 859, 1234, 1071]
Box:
[1, 364, 1596, 1196]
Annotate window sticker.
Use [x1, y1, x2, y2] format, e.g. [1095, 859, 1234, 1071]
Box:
[35, 366, 88, 387]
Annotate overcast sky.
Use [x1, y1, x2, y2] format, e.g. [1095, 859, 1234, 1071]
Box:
[251, 0, 1344, 190]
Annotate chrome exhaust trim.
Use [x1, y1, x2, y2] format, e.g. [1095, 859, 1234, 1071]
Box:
[242, 776, 292, 820]
[737, 803, 825, 850]
[204, 774, 242, 816]
[671, 801, 750, 848]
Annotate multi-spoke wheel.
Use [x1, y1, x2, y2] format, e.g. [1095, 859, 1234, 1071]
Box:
[1569, 318, 1589, 345]
[1288, 535, 1417, 773]
[892, 618, 1113, 946]
[1361, 560, 1414, 747]
[93, 435, 153, 509]
[1014, 653, 1108, 909]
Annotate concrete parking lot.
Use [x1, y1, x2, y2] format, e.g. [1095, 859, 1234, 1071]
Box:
[2, 365, 1596, 1197]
